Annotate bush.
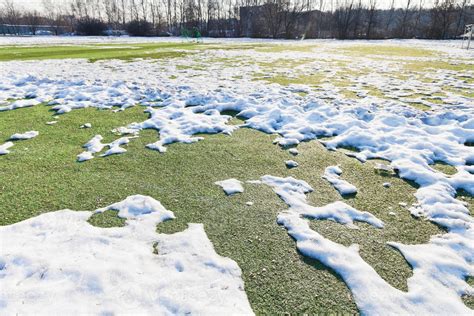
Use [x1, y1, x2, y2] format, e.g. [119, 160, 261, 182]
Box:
[126, 20, 153, 36]
[76, 18, 107, 36]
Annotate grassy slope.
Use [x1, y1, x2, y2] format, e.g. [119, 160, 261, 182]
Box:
[0, 42, 473, 313]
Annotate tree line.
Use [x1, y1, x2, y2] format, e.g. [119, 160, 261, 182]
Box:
[0, 0, 472, 39]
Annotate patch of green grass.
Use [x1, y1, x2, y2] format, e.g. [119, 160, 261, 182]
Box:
[367, 87, 387, 98]
[88, 210, 126, 228]
[464, 276, 474, 307]
[0, 43, 198, 62]
[255, 44, 318, 53]
[0, 104, 458, 313]
[405, 101, 432, 111]
[446, 87, 474, 98]
[403, 60, 472, 72]
[431, 162, 458, 175]
[257, 73, 325, 86]
[341, 45, 438, 58]
[295, 91, 308, 97]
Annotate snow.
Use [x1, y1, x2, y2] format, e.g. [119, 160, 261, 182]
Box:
[139, 106, 237, 153]
[46, 121, 58, 125]
[0, 38, 473, 313]
[80, 123, 92, 128]
[0, 98, 40, 112]
[261, 175, 473, 315]
[215, 179, 244, 195]
[260, 175, 382, 229]
[77, 135, 131, 161]
[0, 142, 14, 155]
[322, 166, 358, 196]
[0, 195, 253, 315]
[285, 160, 299, 168]
[289, 148, 299, 155]
[9, 131, 39, 140]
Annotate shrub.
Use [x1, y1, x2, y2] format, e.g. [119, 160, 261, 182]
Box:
[126, 20, 153, 36]
[76, 18, 107, 36]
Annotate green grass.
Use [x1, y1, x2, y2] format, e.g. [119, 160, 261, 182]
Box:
[403, 60, 473, 72]
[340, 45, 439, 58]
[0, 42, 268, 62]
[88, 210, 126, 227]
[254, 44, 318, 53]
[0, 104, 461, 313]
[0, 42, 209, 62]
[256, 73, 325, 86]
[1, 41, 473, 313]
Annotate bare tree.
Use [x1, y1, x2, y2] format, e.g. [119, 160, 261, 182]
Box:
[281, 0, 307, 38]
[384, 0, 395, 37]
[24, 10, 41, 35]
[262, 0, 283, 38]
[2, 0, 22, 35]
[334, 0, 355, 39]
[366, 0, 377, 39]
[398, 0, 413, 38]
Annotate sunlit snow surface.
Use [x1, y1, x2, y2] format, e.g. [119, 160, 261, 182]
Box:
[259, 175, 472, 315]
[0, 38, 473, 314]
[215, 178, 245, 195]
[0, 195, 252, 315]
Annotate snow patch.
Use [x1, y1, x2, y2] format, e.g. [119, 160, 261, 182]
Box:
[0, 142, 14, 155]
[0, 195, 253, 315]
[289, 148, 299, 155]
[215, 179, 244, 195]
[322, 166, 358, 196]
[285, 160, 299, 168]
[77, 135, 131, 162]
[262, 175, 473, 315]
[9, 131, 39, 140]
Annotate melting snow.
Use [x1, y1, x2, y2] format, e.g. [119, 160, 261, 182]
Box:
[215, 179, 244, 195]
[285, 160, 299, 168]
[322, 165, 358, 196]
[0, 142, 14, 155]
[9, 131, 39, 140]
[260, 175, 473, 315]
[289, 148, 299, 156]
[0, 38, 473, 313]
[77, 135, 131, 161]
[0, 195, 253, 315]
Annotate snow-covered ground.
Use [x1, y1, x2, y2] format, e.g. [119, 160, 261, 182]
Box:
[0, 38, 473, 314]
[0, 195, 252, 314]
[258, 175, 472, 315]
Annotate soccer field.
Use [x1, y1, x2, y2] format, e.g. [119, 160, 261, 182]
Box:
[0, 37, 473, 314]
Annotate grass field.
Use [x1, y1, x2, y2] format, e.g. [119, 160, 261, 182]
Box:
[0, 39, 473, 314]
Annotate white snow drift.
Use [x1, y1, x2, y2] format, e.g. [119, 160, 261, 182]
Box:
[260, 175, 473, 315]
[0, 195, 253, 315]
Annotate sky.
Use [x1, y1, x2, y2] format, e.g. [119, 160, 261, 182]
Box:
[11, 0, 44, 11]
